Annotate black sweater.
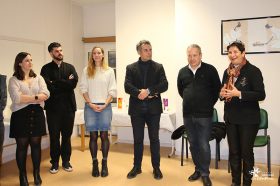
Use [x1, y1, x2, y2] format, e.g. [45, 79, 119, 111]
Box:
[40, 61, 78, 112]
[177, 62, 221, 117]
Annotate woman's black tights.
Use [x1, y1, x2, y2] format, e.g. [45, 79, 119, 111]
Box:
[89, 131, 110, 160]
[15, 137, 42, 173]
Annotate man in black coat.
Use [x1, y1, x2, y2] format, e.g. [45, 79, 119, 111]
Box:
[124, 40, 168, 180]
[0, 74, 7, 165]
[41, 42, 78, 174]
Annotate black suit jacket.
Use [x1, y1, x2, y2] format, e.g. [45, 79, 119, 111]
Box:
[0, 74, 7, 121]
[124, 59, 168, 116]
[222, 61, 265, 125]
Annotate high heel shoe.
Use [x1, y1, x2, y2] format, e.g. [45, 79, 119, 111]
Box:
[92, 159, 100, 177]
[19, 172, 29, 186]
[33, 170, 42, 186]
[101, 159, 108, 177]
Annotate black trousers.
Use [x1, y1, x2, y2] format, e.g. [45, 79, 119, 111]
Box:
[0, 120, 4, 160]
[226, 123, 259, 185]
[130, 113, 161, 169]
[46, 109, 75, 164]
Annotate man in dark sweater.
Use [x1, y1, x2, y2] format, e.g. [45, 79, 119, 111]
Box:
[40, 42, 78, 174]
[177, 44, 221, 186]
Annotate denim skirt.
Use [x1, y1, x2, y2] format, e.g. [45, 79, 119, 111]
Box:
[84, 103, 112, 131]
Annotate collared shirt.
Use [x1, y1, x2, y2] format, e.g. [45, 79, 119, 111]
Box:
[188, 62, 202, 75]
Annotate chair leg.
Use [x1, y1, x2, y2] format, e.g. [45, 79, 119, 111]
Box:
[218, 142, 221, 161]
[268, 137, 271, 177]
[215, 141, 219, 169]
[186, 138, 188, 159]
[181, 137, 184, 166]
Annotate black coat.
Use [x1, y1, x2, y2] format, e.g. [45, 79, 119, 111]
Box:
[0, 74, 7, 121]
[124, 59, 168, 116]
[222, 61, 266, 125]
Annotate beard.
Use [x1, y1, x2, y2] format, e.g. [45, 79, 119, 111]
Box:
[53, 54, 63, 61]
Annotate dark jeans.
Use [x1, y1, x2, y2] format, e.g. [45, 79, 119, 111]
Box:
[0, 120, 4, 161]
[130, 113, 161, 169]
[46, 110, 75, 164]
[184, 116, 212, 176]
[226, 123, 259, 185]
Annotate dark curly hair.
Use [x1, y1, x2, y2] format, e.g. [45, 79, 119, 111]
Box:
[227, 40, 245, 53]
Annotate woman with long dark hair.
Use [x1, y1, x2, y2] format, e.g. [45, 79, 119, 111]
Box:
[8, 52, 49, 186]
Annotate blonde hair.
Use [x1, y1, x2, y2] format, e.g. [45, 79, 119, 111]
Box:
[87, 46, 108, 78]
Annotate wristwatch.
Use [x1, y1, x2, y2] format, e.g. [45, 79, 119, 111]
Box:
[35, 95, 38, 100]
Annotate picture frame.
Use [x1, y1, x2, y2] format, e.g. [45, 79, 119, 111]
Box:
[221, 15, 280, 54]
[108, 50, 117, 105]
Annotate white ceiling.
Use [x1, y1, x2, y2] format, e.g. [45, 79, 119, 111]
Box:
[71, 0, 114, 6]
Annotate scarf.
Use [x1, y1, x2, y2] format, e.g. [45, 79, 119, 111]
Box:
[225, 58, 247, 102]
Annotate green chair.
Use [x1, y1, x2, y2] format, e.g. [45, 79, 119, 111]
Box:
[254, 108, 271, 176]
[227, 108, 271, 177]
[181, 108, 221, 169]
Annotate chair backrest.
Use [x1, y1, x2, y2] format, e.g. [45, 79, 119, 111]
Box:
[212, 108, 218, 123]
[259, 108, 268, 130]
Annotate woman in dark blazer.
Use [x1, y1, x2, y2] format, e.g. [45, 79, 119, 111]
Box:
[220, 41, 265, 186]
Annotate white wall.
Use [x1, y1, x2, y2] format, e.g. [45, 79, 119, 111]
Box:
[83, 1, 115, 37]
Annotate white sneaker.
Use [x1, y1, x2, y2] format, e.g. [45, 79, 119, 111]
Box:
[49, 163, 59, 174]
[62, 162, 73, 172]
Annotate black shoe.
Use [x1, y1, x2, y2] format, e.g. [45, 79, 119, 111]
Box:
[62, 162, 73, 172]
[127, 166, 142, 179]
[153, 168, 163, 180]
[33, 170, 42, 186]
[19, 172, 29, 186]
[92, 160, 100, 177]
[188, 171, 201, 181]
[202, 176, 212, 186]
[101, 159, 108, 177]
[49, 162, 59, 174]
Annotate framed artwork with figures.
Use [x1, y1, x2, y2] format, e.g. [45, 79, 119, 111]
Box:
[221, 15, 280, 54]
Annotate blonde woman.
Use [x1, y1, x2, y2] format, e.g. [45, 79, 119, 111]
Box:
[80, 46, 116, 177]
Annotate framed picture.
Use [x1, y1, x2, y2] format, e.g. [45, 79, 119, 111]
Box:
[108, 50, 116, 68]
[221, 15, 280, 54]
[108, 50, 117, 105]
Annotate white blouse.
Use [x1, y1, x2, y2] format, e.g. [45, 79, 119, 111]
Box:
[8, 75, 50, 112]
[79, 66, 117, 103]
